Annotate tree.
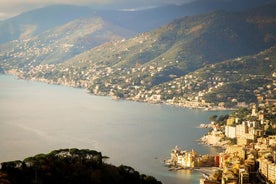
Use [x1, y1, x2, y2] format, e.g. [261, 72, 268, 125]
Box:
[209, 115, 218, 122]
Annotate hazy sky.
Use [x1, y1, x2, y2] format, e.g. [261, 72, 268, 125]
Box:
[0, 0, 194, 20]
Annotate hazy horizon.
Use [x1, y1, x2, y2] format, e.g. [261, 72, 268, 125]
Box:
[0, 0, 194, 20]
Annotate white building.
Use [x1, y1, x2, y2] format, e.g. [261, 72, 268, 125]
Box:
[225, 126, 236, 139]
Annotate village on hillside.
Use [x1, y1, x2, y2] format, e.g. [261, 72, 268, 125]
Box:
[166, 100, 276, 184]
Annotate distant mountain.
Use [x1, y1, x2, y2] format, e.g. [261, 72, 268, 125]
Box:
[2, 0, 273, 69]
[0, 5, 94, 43]
[0, 16, 132, 67]
[8, 4, 275, 107]
[64, 5, 276, 78]
[0, 3, 275, 108]
[0, 0, 274, 44]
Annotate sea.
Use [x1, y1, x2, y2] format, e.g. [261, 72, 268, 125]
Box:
[0, 74, 228, 184]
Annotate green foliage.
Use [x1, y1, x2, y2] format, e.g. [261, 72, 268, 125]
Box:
[232, 108, 251, 121]
[217, 115, 230, 125]
[0, 149, 161, 184]
[221, 137, 237, 145]
[1, 5, 276, 108]
[265, 125, 276, 135]
[209, 115, 218, 122]
[209, 114, 229, 125]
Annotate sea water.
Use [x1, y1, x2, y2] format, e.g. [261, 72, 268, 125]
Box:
[0, 74, 227, 184]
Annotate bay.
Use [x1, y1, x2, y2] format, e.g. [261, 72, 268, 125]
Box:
[0, 74, 227, 184]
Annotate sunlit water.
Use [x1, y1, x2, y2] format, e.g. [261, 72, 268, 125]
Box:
[0, 74, 227, 184]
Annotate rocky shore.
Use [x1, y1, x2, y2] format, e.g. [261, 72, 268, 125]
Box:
[199, 132, 229, 148]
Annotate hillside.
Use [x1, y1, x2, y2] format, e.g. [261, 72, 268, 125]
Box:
[0, 5, 94, 44]
[0, 148, 161, 184]
[0, 0, 273, 44]
[3, 1, 264, 69]
[1, 4, 276, 108]
[9, 5, 276, 108]
[152, 46, 276, 108]
[0, 16, 133, 68]
[201, 47, 276, 107]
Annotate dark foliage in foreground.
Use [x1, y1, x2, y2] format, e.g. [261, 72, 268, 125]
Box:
[0, 148, 162, 184]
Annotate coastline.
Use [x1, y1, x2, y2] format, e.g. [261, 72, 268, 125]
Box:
[164, 122, 227, 181]
[199, 133, 228, 149]
[4, 71, 235, 111]
[0, 74, 225, 184]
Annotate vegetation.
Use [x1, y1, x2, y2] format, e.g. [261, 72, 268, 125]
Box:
[0, 4, 276, 108]
[0, 148, 161, 184]
[210, 104, 276, 137]
[209, 114, 229, 126]
[231, 108, 251, 120]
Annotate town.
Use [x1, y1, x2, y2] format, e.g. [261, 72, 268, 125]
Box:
[166, 101, 276, 184]
[2, 29, 275, 111]
[5, 60, 275, 111]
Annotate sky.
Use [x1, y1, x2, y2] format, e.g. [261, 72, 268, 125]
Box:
[0, 0, 194, 20]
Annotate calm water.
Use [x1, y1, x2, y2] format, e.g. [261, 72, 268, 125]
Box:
[0, 74, 227, 184]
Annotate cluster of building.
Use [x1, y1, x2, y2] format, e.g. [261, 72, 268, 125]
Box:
[3, 43, 275, 112]
[167, 103, 276, 184]
[224, 105, 264, 145]
[257, 136, 276, 184]
[166, 146, 215, 169]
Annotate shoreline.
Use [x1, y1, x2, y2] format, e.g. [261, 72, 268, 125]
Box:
[1, 73, 226, 184]
[164, 160, 220, 176]
[3, 71, 235, 111]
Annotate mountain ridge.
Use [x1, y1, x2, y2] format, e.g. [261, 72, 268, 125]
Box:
[1, 3, 276, 108]
[0, 5, 95, 44]
[0, 16, 133, 67]
[0, 0, 274, 44]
